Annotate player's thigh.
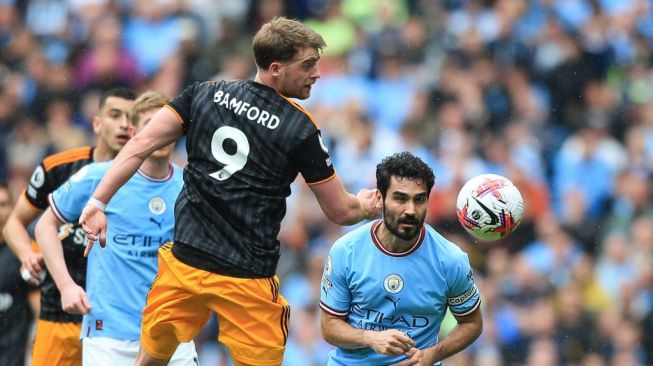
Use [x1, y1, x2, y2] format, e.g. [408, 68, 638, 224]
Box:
[32, 320, 82, 366]
[82, 337, 139, 365]
[168, 340, 200, 366]
[208, 275, 290, 366]
[141, 244, 212, 360]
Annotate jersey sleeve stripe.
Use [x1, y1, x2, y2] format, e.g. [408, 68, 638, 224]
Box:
[43, 146, 92, 171]
[279, 95, 319, 127]
[164, 104, 185, 125]
[21, 191, 41, 210]
[319, 302, 348, 317]
[450, 298, 481, 317]
[306, 172, 336, 186]
[47, 194, 72, 223]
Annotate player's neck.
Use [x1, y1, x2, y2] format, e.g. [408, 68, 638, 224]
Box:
[255, 72, 279, 92]
[375, 222, 418, 253]
[92, 143, 117, 162]
[140, 157, 172, 179]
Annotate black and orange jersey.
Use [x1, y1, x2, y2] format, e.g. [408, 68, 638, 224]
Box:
[168, 80, 335, 278]
[25, 146, 93, 322]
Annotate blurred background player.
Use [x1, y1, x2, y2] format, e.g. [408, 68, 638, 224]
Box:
[36, 90, 198, 365]
[1, 87, 136, 366]
[320, 152, 482, 365]
[79, 17, 380, 366]
[0, 182, 39, 366]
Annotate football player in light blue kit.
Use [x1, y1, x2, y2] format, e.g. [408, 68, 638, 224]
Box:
[36, 91, 198, 365]
[320, 152, 483, 366]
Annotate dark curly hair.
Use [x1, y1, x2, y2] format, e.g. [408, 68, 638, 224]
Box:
[376, 152, 435, 199]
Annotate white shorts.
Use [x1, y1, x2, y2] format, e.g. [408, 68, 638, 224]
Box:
[82, 337, 199, 365]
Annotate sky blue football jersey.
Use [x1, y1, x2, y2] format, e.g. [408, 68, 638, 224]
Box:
[50, 162, 183, 340]
[319, 220, 480, 366]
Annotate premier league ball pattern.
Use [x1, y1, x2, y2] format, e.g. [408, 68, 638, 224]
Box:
[456, 174, 524, 241]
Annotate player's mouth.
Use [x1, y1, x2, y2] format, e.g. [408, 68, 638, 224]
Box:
[116, 134, 130, 145]
[399, 219, 417, 228]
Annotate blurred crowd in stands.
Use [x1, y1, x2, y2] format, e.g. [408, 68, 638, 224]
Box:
[1, 0, 653, 365]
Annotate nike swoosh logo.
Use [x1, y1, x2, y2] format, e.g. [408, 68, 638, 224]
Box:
[473, 197, 499, 225]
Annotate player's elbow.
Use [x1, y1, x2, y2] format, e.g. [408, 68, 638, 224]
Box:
[2, 214, 25, 244]
[320, 322, 338, 346]
[1, 216, 11, 239]
[128, 133, 159, 159]
[325, 210, 356, 226]
[34, 212, 56, 246]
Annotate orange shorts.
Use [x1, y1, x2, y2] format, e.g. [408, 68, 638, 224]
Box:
[141, 243, 290, 366]
[31, 319, 82, 366]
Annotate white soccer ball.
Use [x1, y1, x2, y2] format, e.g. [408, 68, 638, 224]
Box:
[456, 174, 524, 241]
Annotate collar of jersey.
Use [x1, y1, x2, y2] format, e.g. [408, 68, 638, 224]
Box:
[370, 219, 426, 257]
[137, 165, 174, 182]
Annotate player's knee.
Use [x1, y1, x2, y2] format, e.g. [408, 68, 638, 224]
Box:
[135, 345, 171, 366]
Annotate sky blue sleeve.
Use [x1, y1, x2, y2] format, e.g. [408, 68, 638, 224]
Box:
[319, 241, 352, 317]
[49, 164, 100, 223]
[446, 251, 481, 316]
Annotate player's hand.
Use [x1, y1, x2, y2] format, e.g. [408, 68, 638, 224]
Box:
[357, 188, 381, 220]
[60, 283, 91, 314]
[20, 252, 44, 285]
[364, 329, 416, 356]
[79, 204, 107, 256]
[390, 347, 427, 366]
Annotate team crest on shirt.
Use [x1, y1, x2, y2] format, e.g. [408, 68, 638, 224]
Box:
[321, 256, 333, 292]
[324, 256, 332, 277]
[148, 197, 166, 215]
[384, 274, 404, 294]
[30, 166, 45, 188]
[70, 165, 89, 182]
[318, 133, 329, 153]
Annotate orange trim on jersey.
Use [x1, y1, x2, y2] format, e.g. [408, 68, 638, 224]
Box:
[42, 146, 92, 171]
[164, 104, 184, 125]
[306, 172, 336, 186]
[21, 190, 41, 210]
[279, 95, 319, 127]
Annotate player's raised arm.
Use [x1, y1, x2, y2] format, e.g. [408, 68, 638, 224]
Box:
[36, 208, 91, 314]
[79, 107, 183, 249]
[309, 175, 381, 225]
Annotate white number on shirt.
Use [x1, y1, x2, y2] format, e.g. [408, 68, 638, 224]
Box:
[209, 126, 250, 181]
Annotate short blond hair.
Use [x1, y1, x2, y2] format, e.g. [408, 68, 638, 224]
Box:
[129, 90, 170, 126]
[252, 17, 326, 70]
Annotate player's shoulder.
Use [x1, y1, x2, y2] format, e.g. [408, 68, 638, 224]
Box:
[42, 146, 92, 172]
[171, 163, 184, 175]
[171, 164, 184, 183]
[279, 96, 319, 128]
[71, 160, 111, 181]
[423, 224, 468, 260]
[331, 221, 375, 253]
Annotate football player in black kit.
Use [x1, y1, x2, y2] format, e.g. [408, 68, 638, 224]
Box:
[2, 88, 136, 366]
[79, 17, 381, 366]
[0, 182, 38, 366]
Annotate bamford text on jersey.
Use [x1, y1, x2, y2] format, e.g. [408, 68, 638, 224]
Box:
[214, 90, 280, 129]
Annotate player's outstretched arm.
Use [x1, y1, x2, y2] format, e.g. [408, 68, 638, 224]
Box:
[320, 311, 415, 355]
[79, 107, 183, 245]
[35, 208, 91, 314]
[2, 196, 44, 284]
[309, 175, 381, 225]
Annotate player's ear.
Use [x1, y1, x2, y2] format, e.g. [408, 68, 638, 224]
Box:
[92, 115, 101, 134]
[128, 124, 137, 137]
[270, 62, 281, 77]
